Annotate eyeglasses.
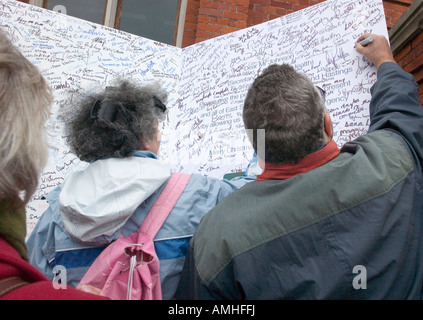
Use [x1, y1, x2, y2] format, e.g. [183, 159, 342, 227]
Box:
[315, 85, 326, 102]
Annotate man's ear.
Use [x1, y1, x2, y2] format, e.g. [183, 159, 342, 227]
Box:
[324, 112, 333, 142]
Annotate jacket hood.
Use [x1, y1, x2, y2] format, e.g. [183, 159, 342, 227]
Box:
[59, 156, 171, 243]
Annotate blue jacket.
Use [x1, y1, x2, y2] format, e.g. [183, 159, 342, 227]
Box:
[26, 151, 256, 299]
[175, 62, 423, 299]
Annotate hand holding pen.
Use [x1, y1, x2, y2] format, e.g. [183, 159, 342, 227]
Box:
[354, 37, 373, 47]
[355, 33, 396, 69]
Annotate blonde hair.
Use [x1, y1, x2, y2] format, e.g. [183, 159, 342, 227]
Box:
[0, 29, 53, 206]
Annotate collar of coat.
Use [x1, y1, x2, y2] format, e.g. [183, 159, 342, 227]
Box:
[257, 140, 340, 181]
[0, 200, 27, 260]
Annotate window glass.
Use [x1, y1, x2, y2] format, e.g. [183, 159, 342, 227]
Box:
[48, 0, 107, 25]
[119, 0, 178, 45]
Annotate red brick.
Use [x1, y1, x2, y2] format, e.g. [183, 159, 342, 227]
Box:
[413, 42, 423, 61]
[201, 0, 214, 8]
[186, 7, 200, 15]
[197, 22, 221, 32]
[412, 32, 423, 49]
[184, 14, 198, 23]
[222, 26, 240, 33]
[184, 22, 199, 30]
[395, 43, 411, 62]
[249, 9, 269, 19]
[271, 1, 293, 9]
[216, 17, 230, 25]
[310, 0, 325, 4]
[252, 4, 266, 12]
[235, 20, 248, 28]
[248, 17, 267, 26]
[404, 54, 423, 74]
[299, 0, 310, 5]
[183, 29, 196, 38]
[196, 30, 211, 38]
[224, 11, 248, 20]
[199, 7, 224, 16]
[293, 4, 308, 11]
[197, 15, 211, 23]
[237, 5, 250, 14]
[251, 0, 272, 4]
[187, 0, 201, 7]
[225, 0, 250, 5]
[383, 1, 409, 13]
[216, 2, 232, 10]
[275, 8, 288, 15]
[264, 6, 278, 14]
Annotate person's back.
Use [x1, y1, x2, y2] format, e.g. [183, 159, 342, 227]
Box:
[175, 34, 423, 299]
[26, 80, 256, 299]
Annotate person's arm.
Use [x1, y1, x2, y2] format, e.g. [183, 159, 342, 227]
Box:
[26, 206, 55, 280]
[356, 34, 423, 163]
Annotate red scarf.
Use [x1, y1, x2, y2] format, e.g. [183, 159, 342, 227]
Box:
[257, 140, 340, 181]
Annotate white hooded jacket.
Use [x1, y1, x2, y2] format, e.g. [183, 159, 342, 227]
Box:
[60, 155, 171, 243]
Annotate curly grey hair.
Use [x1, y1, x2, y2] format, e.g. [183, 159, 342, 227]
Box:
[61, 79, 168, 162]
[243, 63, 327, 164]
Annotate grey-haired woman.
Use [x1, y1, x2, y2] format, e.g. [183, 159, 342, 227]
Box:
[27, 79, 256, 299]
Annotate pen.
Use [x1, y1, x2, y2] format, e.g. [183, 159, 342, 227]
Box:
[355, 37, 373, 48]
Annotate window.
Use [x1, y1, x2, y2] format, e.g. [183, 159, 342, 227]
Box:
[35, 0, 186, 47]
[116, 0, 179, 45]
[46, 0, 107, 25]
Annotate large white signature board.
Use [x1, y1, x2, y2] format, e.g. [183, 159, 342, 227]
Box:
[0, 0, 388, 237]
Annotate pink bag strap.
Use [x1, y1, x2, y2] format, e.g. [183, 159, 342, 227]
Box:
[139, 173, 191, 239]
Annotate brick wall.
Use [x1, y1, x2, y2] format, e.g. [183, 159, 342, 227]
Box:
[183, 0, 412, 47]
[394, 29, 423, 105]
[383, 0, 413, 29]
[183, 0, 201, 47]
[247, 0, 326, 27]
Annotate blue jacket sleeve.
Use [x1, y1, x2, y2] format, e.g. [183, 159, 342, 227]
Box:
[26, 205, 55, 281]
[368, 62, 423, 164]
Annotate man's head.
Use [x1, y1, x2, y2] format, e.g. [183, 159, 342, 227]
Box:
[243, 63, 331, 164]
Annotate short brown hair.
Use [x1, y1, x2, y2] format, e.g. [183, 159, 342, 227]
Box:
[243, 64, 326, 164]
